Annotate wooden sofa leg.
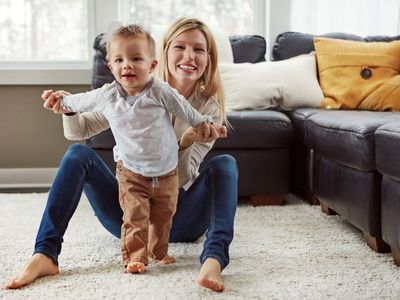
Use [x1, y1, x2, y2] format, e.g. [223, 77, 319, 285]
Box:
[320, 202, 336, 215]
[250, 195, 284, 206]
[305, 192, 320, 205]
[391, 249, 400, 267]
[364, 233, 390, 253]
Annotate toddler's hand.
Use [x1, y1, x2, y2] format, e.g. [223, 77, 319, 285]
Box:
[42, 89, 57, 109]
[42, 90, 71, 114]
[179, 122, 227, 150]
[196, 122, 227, 142]
[212, 123, 227, 138]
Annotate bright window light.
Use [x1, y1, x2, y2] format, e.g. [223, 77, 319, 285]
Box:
[0, 0, 89, 63]
[120, 0, 256, 35]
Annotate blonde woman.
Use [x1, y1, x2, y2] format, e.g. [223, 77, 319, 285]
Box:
[6, 18, 238, 292]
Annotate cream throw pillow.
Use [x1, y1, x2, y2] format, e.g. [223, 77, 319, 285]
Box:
[220, 53, 324, 112]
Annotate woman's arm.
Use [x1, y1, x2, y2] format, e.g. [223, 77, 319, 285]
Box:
[42, 89, 111, 141]
[62, 111, 110, 141]
[177, 98, 226, 187]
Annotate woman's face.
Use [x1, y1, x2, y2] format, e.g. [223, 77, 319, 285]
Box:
[167, 29, 209, 88]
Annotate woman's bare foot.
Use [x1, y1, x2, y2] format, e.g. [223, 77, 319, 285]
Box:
[197, 258, 224, 292]
[158, 255, 176, 265]
[126, 261, 146, 273]
[5, 253, 59, 289]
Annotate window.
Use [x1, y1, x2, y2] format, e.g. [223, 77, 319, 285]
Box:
[290, 0, 400, 36]
[119, 0, 263, 35]
[0, 0, 265, 84]
[0, 0, 92, 68]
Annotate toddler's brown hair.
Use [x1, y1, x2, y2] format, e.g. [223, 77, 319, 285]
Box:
[106, 24, 155, 61]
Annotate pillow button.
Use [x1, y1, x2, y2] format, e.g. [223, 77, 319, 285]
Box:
[360, 67, 372, 79]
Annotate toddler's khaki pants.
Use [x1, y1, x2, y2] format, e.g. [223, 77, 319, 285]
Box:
[116, 161, 178, 266]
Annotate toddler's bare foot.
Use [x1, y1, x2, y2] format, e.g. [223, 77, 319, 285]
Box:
[126, 261, 146, 273]
[5, 253, 59, 289]
[158, 255, 176, 265]
[197, 258, 224, 292]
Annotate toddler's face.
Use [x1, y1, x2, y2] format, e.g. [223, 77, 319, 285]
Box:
[108, 36, 157, 96]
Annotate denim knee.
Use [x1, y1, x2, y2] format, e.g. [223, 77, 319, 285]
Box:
[207, 154, 238, 178]
[64, 144, 95, 162]
[66, 143, 93, 157]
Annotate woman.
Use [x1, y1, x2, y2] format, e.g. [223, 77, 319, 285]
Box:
[6, 17, 238, 292]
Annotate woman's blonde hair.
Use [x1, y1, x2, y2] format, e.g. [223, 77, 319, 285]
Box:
[157, 17, 226, 124]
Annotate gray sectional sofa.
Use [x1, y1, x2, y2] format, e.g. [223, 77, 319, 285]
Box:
[87, 32, 400, 265]
[273, 32, 400, 261]
[376, 122, 400, 265]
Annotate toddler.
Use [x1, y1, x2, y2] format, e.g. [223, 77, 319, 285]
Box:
[46, 24, 211, 273]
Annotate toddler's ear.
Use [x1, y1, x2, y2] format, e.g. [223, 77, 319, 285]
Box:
[150, 60, 158, 73]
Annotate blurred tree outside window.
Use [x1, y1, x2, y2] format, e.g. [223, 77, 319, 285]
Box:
[0, 0, 257, 65]
[122, 0, 255, 35]
[0, 0, 88, 63]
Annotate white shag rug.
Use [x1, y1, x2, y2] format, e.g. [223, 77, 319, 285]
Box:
[1, 193, 400, 300]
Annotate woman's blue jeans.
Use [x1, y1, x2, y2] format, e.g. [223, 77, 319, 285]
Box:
[34, 144, 238, 270]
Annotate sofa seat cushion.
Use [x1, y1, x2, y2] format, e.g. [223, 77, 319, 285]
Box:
[88, 110, 293, 151]
[306, 110, 400, 171]
[86, 128, 115, 150]
[213, 111, 292, 149]
[286, 108, 321, 144]
[376, 122, 400, 181]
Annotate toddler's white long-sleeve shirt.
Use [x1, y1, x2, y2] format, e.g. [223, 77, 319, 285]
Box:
[62, 77, 212, 177]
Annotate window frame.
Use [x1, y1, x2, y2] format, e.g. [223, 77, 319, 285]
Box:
[0, 0, 96, 85]
[1, 0, 268, 85]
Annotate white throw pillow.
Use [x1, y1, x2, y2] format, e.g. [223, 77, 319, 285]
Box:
[208, 25, 234, 64]
[219, 52, 324, 112]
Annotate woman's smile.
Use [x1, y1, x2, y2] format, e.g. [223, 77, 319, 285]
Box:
[178, 64, 197, 72]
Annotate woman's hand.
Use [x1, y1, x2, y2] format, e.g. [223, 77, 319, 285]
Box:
[42, 90, 72, 114]
[179, 122, 227, 150]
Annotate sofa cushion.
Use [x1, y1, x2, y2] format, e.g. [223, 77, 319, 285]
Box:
[220, 53, 323, 112]
[229, 35, 266, 63]
[376, 122, 400, 181]
[272, 32, 363, 61]
[272, 31, 400, 61]
[213, 110, 292, 149]
[86, 128, 115, 150]
[314, 37, 400, 111]
[92, 34, 115, 89]
[286, 108, 320, 144]
[306, 110, 400, 171]
[87, 111, 293, 151]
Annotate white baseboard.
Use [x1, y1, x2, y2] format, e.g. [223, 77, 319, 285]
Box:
[0, 168, 57, 189]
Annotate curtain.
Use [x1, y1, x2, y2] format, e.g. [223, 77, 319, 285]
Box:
[290, 0, 400, 36]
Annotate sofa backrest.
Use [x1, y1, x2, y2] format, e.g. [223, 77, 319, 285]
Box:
[92, 33, 266, 89]
[272, 31, 400, 61]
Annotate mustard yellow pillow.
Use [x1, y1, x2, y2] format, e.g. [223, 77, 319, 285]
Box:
[314, 37, 400, 111]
